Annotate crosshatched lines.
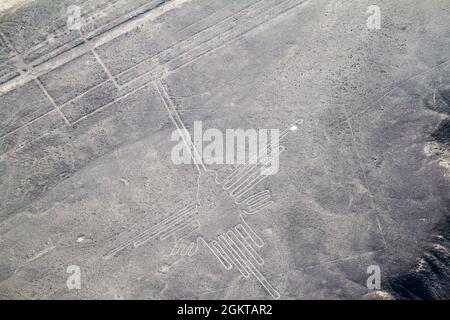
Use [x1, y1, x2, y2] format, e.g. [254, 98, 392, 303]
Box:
[0, 0, 309, 156]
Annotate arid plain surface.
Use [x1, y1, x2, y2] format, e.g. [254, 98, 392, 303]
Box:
[0, 0, 449, 299]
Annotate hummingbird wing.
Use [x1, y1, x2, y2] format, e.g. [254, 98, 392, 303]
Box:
[103, 201, 199, 259]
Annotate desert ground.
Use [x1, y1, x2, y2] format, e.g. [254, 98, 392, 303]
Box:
[0, 0, 449, 299]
